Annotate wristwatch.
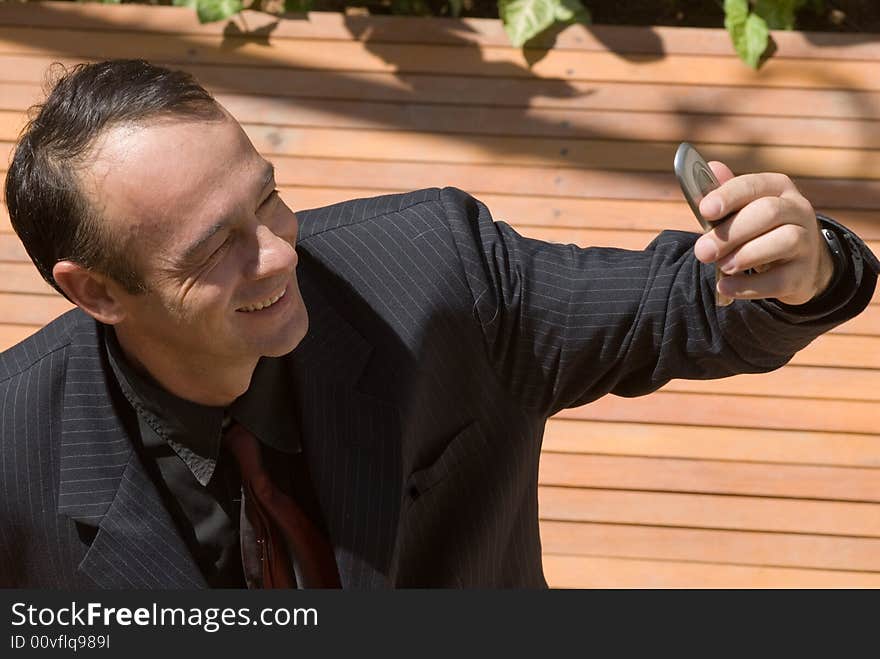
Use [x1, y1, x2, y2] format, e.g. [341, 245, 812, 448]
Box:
[818, 222, 848, 295]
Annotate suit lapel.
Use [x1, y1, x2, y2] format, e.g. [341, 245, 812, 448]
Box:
[290, 264, 404, 589]
[57, 316, 205, 588]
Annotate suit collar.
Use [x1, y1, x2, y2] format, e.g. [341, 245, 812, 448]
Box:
[55, 314, 206, 587]
[57, 314, 133, 524]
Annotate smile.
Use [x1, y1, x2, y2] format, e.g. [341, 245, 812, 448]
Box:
[237, 287, 287, 313]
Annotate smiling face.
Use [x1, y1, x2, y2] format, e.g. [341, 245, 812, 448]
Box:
[83, 111, 308, 378]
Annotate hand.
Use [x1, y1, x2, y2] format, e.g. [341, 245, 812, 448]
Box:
[693, 162, 836, 306]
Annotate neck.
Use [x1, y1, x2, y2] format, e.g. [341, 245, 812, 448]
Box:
[111, 325, 256, 407]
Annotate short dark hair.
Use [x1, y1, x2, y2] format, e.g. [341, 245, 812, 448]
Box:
[5, 59, 224, 298]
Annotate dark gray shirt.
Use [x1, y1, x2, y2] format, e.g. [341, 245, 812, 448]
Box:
[104, 328, 306, 587]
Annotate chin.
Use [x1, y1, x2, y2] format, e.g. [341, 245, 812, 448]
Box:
[262, 311, 309, 358]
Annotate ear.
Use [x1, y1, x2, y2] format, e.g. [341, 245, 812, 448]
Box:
[52, 260, 127, 325]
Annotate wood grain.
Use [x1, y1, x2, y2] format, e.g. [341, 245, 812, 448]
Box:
[538, 486, 880, 537]
[539, 520, 880, 572]
[538, 452, 880, 502]
[542, 554, 880, 588]
[542, 419, 880, 468]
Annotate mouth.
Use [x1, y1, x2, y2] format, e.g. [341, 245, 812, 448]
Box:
[236, 286, 288, 313]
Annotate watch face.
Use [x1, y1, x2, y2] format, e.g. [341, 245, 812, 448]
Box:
[674, 142, 721, 232]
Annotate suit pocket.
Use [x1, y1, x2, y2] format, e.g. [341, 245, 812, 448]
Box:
[404, 420, 485, 503]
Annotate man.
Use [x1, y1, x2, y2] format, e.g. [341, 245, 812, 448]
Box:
[1, 60, 877, 589]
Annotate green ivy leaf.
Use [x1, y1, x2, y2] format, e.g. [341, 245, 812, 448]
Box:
[553, 0, 590, 25]
[754, 0, 798, 30]
[173, 0, 197, 7]
[741, 13, 770, 68]
[499, 0, 557, 48]
[725, 0, 769, 69]
[196, 0, 242, 23]
[723, 0, 748, 30]
[448, 0, 464, 17]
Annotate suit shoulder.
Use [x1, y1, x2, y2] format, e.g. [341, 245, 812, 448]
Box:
[295, 188, 443, 241]
[0, 308, 86, 381]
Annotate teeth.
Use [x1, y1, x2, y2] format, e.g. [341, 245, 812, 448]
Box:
[238, 289, 285, 313]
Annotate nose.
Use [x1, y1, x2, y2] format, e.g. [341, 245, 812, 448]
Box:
[249, 223, 297, 280]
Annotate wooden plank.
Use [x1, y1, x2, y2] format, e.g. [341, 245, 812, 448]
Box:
[542, 419, 880, 468]
[0, 81, 42, 110]
[5, 95, 880, 149]
[833, 305, 880, 336]
[538, 486, 880, 537]
[538, 452, 880, 502]
[191, 98, 880, 151]
[5, 58, 880, 121]
[5, 149, 880, 210]
[1, 4, 879, 62]
[0, 322, 41, 350]
[0, 292, 72, 326]
[659, 365, 880, 401]
[0, 28, 878, 91]
[235, 126, 880, 181]
[559, 390, 880, 434]
[791, 334, 880, 369]
[539, 520, 880, 572]
[133, 75, 880, 121]
[542, 554, 880, 588]
[0, 262, 54, 294]
[0, 233, 28, 261]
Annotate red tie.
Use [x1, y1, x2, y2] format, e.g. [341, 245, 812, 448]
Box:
[223, 422, 341, 588]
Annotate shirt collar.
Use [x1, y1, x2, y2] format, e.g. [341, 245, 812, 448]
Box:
[104, 328, 301, 486]
[229, 352, 302, 456]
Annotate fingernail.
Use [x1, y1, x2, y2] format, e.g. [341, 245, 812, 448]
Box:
[696, 238, 718, 262]
[701, 197, 722, 218]
[719, 257, 736, 274]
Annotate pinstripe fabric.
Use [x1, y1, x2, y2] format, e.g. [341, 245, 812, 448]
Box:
[1, 187, 876, 588]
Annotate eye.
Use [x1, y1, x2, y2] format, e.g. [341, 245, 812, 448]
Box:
[206, 233, 233, 263]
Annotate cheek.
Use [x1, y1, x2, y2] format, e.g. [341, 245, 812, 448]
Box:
[190, 264, 244, 316]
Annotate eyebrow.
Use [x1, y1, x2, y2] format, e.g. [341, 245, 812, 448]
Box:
[178, 161, 276, 266]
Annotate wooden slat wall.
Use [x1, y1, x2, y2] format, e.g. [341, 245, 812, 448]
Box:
[0, 2, 878, 588]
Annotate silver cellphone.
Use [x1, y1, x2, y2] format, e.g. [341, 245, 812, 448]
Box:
[673, 142, 733, 306]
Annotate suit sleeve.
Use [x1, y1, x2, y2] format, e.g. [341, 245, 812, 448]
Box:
[441, 187, 878, 418]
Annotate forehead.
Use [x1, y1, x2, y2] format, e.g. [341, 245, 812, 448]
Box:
[82, 113, 264, 252]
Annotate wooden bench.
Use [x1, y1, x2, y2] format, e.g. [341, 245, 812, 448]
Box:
[1, 1, 878, 587]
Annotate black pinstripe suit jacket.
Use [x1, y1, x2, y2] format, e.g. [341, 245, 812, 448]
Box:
[1, 187, 877, 588]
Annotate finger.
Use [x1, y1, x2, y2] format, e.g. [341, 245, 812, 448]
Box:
[707, 160, 735, 185]
[699, 172, 796, 223]
[716, 261, 797, 300]
[694, 195, 799, 263]
[715, 223, 806, 275]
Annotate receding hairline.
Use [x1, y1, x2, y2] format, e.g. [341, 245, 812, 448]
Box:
[65, 109, 231, 282]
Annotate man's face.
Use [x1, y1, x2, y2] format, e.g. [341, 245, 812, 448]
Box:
[84, 111, 308, 368]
